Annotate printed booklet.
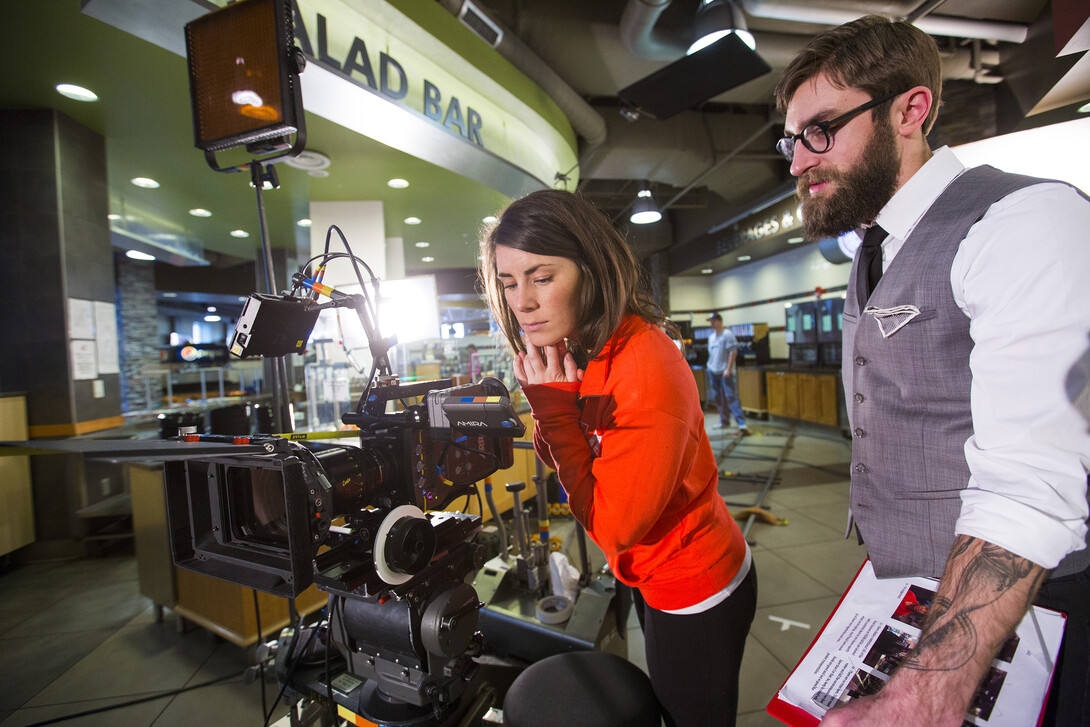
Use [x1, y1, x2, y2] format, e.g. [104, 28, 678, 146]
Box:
[767, 560, 1065, 726]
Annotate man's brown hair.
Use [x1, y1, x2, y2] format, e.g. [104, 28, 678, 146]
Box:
[774, 15, 943, 135]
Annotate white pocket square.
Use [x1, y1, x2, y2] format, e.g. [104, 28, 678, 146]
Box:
[863, 305, 921, 338]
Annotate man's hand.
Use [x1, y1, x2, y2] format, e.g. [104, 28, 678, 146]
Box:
[514, 338, 583, 387]
[821, 686, 934, 727]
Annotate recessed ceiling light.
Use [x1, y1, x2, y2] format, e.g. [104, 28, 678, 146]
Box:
[188, 208, 212, 217]
[737, 255, 752, 261]
[701, 268, 714, 274]
[125, 249, 155, 261]
[56, 84, 97, 102]
[297, 218, 312, 227]
[415, 241, 431, 248]
[787, 236, 804, 244]
[204, 315, 221, 322]
[483, 215, 498, 223]
[421, 256, 435, 262]
[404, 216, 421, 225]
[131, 177, 159, 188]
[387, 178, 409, 188]
[107, 213, 121, 221]
[230, 229, 250, 238]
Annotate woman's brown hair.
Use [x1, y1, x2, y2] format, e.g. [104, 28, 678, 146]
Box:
[479, 189, 668, 360]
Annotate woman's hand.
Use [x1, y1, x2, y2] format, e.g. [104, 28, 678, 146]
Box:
[513, 338, 584, 387]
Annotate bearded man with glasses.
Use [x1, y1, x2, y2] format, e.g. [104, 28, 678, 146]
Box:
[774, 14, 1090, 727]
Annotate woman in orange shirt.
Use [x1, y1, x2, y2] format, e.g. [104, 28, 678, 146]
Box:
[480, 189, 756, 727]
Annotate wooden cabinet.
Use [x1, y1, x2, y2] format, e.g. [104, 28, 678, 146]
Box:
[766, 371, 799, 419]
[0, 395, 35, 556]
[738, 367, 767, 414]
[129, 462, 326, 646]
[766, 371, 840, 426]
[691, 366, 707, 405]
[798, 374, 839, 426]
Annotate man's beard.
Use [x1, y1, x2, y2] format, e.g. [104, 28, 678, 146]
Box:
[797, 116, 900, 241]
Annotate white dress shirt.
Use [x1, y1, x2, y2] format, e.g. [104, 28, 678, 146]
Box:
[859, 146, 1090, 569]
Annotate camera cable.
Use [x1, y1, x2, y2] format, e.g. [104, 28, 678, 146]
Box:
[253, 589, 268, 723]
[24, 668, 250, 727]
[263, 613, 321, 727]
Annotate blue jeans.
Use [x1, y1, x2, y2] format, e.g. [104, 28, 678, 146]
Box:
[707, 369, 746, 428]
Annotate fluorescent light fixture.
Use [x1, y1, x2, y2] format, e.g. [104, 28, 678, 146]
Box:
[701, 268, 714, 274]
[162, 292, 178, 298]
[131, 177, 160, 188]
[56, 84, 97, 102]
[230, 229, 250, 238]
[125, 249, 156, 261]
[207, 306, 217, 312]
[787, 236, 804, 244]
[785, 302, 793, 308]
[189, 208, 212, 217]
[204, 314, 221, 322]
[387, 178, 409, 188]
[297, 218, 312, 227]
[404, 216, 422, 225]
[421, 256, 435, 262]
[415, 241, 431, 248]
[737, 255, 751, 261]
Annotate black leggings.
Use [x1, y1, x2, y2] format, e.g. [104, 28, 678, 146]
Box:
[630, 565, 757, 727]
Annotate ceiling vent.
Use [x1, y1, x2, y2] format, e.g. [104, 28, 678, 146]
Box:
[458, 1, 503, 47]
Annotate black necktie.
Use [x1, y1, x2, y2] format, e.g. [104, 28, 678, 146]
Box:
[856, 224, 887, 306]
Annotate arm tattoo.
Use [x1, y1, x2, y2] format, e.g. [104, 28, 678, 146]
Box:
[897, 539, 1044, 674]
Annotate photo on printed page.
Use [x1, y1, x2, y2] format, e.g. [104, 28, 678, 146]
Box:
[890, 584, 936, 630]
[840, 668, 889, 703]
[995, 633, 1020, 664]
[968, 666, 1008, 721]
[862, 624, 917, 677]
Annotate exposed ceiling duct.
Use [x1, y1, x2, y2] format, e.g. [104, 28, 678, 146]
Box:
[438, 0, 608, 152]
[738, 0, 1030, 42]
[617, 0, 1006, 79]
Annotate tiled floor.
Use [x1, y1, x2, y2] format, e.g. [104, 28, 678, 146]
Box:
[0, 414, 864, 726]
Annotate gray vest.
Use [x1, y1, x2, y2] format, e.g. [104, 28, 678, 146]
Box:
[842, 164, 1090, 579]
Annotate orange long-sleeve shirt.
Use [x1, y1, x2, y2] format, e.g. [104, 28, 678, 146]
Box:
[522, 315, 747, 610]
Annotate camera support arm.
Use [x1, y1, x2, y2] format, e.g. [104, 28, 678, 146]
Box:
[291, 272, 397, 378]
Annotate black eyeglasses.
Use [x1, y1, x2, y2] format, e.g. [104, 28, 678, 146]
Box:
[776, 91, 903, 163]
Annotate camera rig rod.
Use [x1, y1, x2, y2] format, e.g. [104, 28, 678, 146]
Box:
[291, 273, 397, 379]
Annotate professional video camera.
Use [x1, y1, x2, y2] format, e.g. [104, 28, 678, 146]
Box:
[163, 225, 526, 726]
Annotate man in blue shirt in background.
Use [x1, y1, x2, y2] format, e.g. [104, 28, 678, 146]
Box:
[706, 313, 750, 435]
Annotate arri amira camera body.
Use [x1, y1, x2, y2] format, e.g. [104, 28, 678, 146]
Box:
[163, 228, 525, 726]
